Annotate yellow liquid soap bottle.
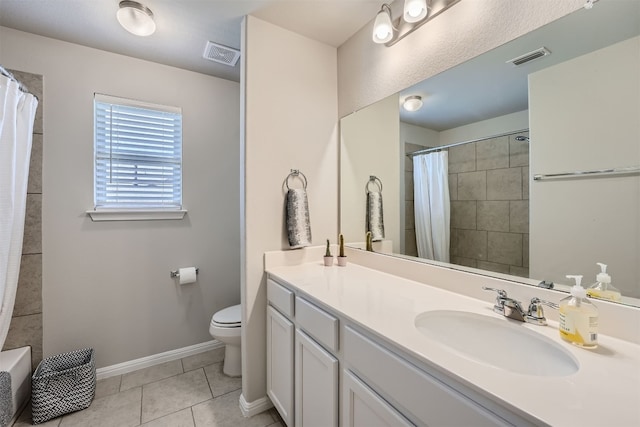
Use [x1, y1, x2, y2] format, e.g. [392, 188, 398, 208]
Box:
[559, 275, 598, 349]
[587, 262, 622, 302]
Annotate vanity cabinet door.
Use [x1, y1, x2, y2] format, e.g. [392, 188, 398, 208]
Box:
[295, 329, 338, 427]
[343, 370, 414, 427]
[267, 306, 294, 427]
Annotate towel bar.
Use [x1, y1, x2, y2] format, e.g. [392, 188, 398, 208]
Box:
[285, 169, 308, 190]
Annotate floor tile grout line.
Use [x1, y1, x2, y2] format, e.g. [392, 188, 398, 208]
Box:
[202, 361, 215, 397]
[139, 384, 144, 427]
[213, 385, 243, 400]
[120, 365, 186, 392]
[138, 368, 212, 425]
[190, 406, 196, 427]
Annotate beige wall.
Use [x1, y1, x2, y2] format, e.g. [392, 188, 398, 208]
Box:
[241, 16, 338, 404]
[0, 27, 241, 368]
[529, 36, 640, 296]
[340, 94, 400, 252]
[337, 0, 584, 117]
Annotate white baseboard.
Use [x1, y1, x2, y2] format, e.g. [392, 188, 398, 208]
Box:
[239, 393, 273, 418]
[96, 340, 223, 380]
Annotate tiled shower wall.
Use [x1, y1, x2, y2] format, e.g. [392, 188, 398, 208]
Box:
[448, 133, 529, 277]
[405, 133, 530, 277]
[2, 70, 44, 368]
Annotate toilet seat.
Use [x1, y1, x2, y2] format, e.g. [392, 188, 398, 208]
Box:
[211, 304, 241, 327]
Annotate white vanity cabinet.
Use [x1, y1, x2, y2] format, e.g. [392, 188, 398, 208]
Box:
[266, 274, 531, 427]
[342, 370, 413, 427]
[343, 326, 516, 427]
[266, 305, 294, 426]
[295, 329, 339, 427]
[267, 278, 339, 427]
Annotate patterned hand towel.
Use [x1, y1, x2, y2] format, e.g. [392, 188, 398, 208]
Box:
[0, 371, 12, 427]
[286, 189, 312, 248]
[366, 191, 385, 241]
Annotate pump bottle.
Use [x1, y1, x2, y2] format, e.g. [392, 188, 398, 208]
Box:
[559, 275, 598, 348]
[587, 263, 622, 302]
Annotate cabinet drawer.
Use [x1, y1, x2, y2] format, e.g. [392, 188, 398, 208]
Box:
[344, 326, 510, 427]
[295, 297, 339, 352]
[267, 278, 294, 318]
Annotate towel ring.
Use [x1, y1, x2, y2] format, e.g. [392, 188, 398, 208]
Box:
[365, 175, 383, 193]
[285, 169, 308, 190]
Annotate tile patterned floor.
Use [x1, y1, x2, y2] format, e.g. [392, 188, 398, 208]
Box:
[13, 349, 284, 427]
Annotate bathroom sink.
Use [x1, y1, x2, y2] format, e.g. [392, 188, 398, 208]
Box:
[414, 310, 579, 377]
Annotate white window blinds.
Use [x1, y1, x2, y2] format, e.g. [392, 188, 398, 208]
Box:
[94, 94, 182, 210]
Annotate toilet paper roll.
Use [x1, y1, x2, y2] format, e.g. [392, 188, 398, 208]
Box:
[178, 267, 197, 285]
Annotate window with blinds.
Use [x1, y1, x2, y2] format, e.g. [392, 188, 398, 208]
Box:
[93, 94, 182, 211]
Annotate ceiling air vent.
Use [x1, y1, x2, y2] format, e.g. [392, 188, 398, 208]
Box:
[203, 41, 240, 67]
[506, 47, 551, 66]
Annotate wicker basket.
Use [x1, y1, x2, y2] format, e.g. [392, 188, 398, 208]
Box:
[31, 348, 96, 424]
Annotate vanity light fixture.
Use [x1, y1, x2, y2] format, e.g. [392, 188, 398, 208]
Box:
[372, 4, 395, 44]
[403, 95, 423, 111]
[372, 0, 460, 46]
[404, 0, 428, 23]
[117, 1, 156, 36]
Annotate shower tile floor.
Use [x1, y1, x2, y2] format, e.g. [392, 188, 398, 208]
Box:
[13, 348, 284, 427]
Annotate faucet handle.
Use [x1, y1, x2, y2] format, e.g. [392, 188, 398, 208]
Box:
[482, 287, 507, 298]
[526, 297, 559, 325]
[483, 287, 509, 316]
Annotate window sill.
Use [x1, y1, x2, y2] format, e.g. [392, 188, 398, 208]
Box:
[86, 209, 187, 222]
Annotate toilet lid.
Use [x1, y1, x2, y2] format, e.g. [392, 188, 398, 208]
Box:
[212, 304, 241, 325]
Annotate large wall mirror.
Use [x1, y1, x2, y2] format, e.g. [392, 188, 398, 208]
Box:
[340, 1, 640, 307]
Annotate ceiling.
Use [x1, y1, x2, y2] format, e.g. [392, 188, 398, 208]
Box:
[398, 0, 640, 131]
[0, 0, 382, 82]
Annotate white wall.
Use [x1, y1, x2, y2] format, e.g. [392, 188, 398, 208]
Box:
[0, 27, 240, 368]
[340, 94, 400, 251]
[400, 122, 439, 149]
[241, 16, 338, 404]
[438, 110, 529, 146]
[337, 0, 584, 117]
[529, 36, 640, 297]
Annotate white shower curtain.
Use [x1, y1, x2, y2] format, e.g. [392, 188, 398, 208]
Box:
[0, 74, 38, 349]
[413, 151, 451, 262]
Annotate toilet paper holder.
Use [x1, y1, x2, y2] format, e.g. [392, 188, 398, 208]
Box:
[170, 268, 199, 278]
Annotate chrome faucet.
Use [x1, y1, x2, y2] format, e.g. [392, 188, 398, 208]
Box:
[482, 287, 558, 325]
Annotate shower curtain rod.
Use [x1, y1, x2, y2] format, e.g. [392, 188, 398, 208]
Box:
[406, 128, 529, 157]
[0, 65, 34, 96]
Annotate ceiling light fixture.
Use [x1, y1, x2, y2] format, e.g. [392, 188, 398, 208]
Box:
[403, 95, 423, 111]
[372, 0, 460, 46]
[117, 1, 156, 37]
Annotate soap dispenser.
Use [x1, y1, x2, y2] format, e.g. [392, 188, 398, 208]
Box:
[559, 275, 598, 348]
[587, 263, 622, 302]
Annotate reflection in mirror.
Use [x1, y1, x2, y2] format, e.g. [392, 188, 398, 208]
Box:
[339, 1, 640, 306]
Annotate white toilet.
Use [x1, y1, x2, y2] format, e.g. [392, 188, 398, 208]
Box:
[209, 304, 242, 377]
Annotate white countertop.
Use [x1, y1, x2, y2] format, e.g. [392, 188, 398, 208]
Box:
[266, 261, 640, 427]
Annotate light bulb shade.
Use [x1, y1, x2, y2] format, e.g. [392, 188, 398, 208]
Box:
[372, 7, 394, 44]
[117, 1, 156, 36]
[403, 0, 428, 23]
[403, 95, 423, 111]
